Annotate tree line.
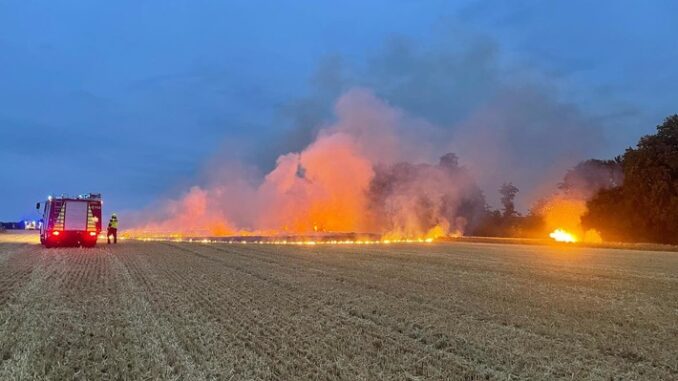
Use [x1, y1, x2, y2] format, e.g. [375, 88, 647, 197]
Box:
[582, 115, 678, 244]
[473, 115, 677, 244]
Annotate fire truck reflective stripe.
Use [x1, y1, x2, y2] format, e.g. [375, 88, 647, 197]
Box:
[87, 204, 97, 230]
[54, 203, 65, 230]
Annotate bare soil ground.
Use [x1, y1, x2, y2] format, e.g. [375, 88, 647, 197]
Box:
[0, 232, 676, 380]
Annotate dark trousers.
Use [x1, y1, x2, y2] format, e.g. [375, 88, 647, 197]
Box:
[107, 228, 117, 244]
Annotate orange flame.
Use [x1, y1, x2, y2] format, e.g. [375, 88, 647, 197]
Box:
[549, 228, 577, 243]
[541, 196, 602, 244]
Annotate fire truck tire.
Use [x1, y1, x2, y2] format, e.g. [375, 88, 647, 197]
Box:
[83, 242, 96, 248]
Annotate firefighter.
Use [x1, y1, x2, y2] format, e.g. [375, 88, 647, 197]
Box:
[107, 213, 119, 244]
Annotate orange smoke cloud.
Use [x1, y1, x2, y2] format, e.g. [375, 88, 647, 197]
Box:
[256, 131, 374, 233]
[135, 186, 235, 236]
[129, 88, 471, 239]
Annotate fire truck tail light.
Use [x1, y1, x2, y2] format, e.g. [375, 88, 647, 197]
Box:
[89, 232, 97, 237]
[52, 231, 60, 236]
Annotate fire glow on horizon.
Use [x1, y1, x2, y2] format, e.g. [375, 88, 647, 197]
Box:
[131, 237, 435, 245]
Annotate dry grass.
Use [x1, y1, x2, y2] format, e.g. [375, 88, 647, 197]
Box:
[0, 233, 676, 380]
[444, 236, 678, 253]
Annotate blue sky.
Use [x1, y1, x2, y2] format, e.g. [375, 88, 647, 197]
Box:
[1, 0, 676, 220]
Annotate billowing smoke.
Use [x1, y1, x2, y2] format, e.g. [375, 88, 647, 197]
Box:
[557, 159, 624, 199]
[128, 88, 478, 238]
[537, 159, 623, 242]
[367, 153, 486, 238]
[128, 32, 618, 239]
[272, 34, 610, 212]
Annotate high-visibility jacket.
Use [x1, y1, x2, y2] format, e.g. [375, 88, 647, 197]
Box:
[108, 218, 119, 229]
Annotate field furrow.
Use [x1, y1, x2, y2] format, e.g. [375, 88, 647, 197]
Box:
[0, 233, 676, 380]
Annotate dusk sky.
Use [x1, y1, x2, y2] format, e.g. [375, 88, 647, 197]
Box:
[1, 1, 676, 220]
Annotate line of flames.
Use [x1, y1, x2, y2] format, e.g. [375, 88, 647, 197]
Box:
[125, 233, 584, 245]
[126, 237, 434, 245]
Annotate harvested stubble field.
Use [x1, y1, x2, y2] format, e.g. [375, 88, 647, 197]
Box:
[0, 233, 676, 380]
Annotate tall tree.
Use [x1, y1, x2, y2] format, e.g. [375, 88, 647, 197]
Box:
[499, 182, 519, 218]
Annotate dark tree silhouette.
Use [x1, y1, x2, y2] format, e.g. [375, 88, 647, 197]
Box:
[583, 115, 678, 244]
[499, 182, 519, 218]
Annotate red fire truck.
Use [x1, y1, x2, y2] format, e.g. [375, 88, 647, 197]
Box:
[37, 193, 103, 248]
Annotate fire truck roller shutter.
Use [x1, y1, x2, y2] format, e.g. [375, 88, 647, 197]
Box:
[64, 201, 88, 231]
